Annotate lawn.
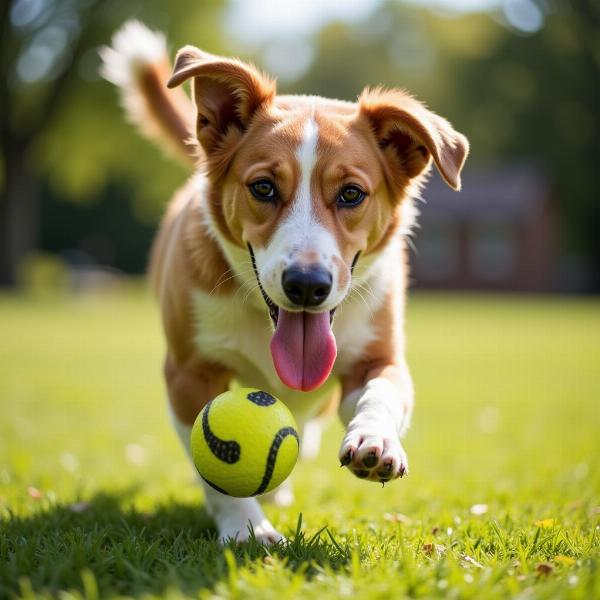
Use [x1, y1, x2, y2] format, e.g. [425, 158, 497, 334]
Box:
[1, 286, 599, 599]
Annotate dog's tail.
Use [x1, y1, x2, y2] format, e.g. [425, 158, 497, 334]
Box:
[99, 21, 197, 164]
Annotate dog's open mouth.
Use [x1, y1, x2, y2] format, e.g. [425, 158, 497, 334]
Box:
[248, 245, 338, 392]
[261, 292, 336, 327]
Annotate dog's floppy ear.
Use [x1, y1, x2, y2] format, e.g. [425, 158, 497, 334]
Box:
[359, 87, 468, 191]
[167, 46, 276, 154]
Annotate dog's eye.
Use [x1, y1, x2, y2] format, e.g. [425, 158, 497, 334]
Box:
[249, 179, 277, 201]
[338, 185, 366, 208]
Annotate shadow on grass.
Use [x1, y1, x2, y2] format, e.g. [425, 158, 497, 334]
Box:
[0, 490, 350, 598]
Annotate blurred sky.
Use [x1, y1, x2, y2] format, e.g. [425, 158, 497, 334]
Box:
[226, 0, 541, 41]
[226, 0, 545, 79]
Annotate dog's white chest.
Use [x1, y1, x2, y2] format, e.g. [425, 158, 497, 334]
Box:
[191, 289, 340, 422]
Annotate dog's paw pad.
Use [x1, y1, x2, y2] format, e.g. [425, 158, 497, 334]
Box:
[339, 429, 408, 483]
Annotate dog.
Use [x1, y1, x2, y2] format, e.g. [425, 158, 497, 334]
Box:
[100, 21, 468, 543]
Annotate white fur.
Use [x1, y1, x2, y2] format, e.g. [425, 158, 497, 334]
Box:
[99, 20, 166, 87]
[99, 21, 177, 151]
[338, 370, 412, 480]
[191, 287, 339, 425]
[255, 117, 348, 312]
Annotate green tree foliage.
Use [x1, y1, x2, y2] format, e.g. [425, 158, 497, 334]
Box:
[1, 0, 228, 285]
[2, 0, 598, 288]
[291, 1, 600, 288]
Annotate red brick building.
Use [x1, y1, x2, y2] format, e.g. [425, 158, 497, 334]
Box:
[411, 165, 555, 291]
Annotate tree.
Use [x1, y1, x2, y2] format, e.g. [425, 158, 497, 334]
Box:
[291, 1, 600, 289]
[0, 0, 227, 286]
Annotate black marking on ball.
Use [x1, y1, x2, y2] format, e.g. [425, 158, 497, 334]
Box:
[247, 390, 276, 406]
[252, 426, 299, 496]
[202, 400, 240, 464]
[199, 473, 230, 496]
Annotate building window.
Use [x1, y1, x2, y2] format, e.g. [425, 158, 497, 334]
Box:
[416, 219, 459, 281]
[469, 217, 517, 282]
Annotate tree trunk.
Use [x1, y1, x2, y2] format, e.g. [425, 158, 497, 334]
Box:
[0, 140, 40, 287]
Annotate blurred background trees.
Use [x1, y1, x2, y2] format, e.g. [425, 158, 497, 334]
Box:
[1, 0, 598, 290]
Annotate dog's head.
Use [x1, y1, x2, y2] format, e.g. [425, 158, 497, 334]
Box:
[168, 47, 468, 392]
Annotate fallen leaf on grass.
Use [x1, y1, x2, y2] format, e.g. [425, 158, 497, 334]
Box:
[69, 501, 90, 513]
[554, 555, 575, 566]
[460, 553, 484, 569]
[534, 518, 555, 528]
[125, 443, 147, 466]
[27, 487, 43, 499]
[422, 543, 446, 556]
[536, 563, 553, 576]
[383, 512, 411, 524]
[470, 504, 488, 516]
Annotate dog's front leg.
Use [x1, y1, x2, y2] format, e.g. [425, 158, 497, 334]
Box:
[166, 355, 284, 544]
[338, 361, 413, 483]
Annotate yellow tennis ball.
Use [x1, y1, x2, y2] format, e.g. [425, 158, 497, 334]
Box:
[190, 388, 299, 497]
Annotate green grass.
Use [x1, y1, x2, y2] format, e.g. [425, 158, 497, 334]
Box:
[1, 286, 599, 599]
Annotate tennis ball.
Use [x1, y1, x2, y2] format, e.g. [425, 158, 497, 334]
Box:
[190, 388, 299, 497]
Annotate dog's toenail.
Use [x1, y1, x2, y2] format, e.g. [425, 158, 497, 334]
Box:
[362, 451, 378, 468]
[398, 464, 407, 478]
[354, 469, 369, 478]
[340, 450, 354, 466]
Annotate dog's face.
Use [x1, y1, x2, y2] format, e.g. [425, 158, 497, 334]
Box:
[168, 47, 468, 392]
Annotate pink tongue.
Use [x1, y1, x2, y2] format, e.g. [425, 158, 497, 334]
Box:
[270, 310, 337, 392]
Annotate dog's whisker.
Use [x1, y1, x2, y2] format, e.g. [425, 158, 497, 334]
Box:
[353, 280, 377, 302]
[348, 286, 373, 317]
[208, 268, 256, 296]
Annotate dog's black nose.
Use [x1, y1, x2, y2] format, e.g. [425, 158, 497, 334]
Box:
[282, 265, 332, 307]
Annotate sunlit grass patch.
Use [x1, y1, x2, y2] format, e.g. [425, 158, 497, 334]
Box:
[1, 289, 599, 598]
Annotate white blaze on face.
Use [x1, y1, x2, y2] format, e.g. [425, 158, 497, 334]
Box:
[292, 117, 319, 242]
[264, 117, 339, 391]
[256, 116, 346, 310]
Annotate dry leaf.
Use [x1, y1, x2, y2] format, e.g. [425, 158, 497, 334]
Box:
[422, 543, 445, 556]
[431, 527, 440, 535]
[27, 487, 43, 499]
[536, 563, 554, 576]
[460, 553, 484, 569]
[69, 501, 90, 513]
[125, 443, 147, 465]
[383, 512, 411, 524]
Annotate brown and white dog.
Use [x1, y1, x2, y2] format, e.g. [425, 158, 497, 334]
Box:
[101, 21, 468, 543]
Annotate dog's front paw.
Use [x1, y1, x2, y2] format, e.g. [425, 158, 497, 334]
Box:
[339, 424, 408, 483]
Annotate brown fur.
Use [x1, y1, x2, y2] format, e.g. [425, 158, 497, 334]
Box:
[144, 46, 468, 425]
